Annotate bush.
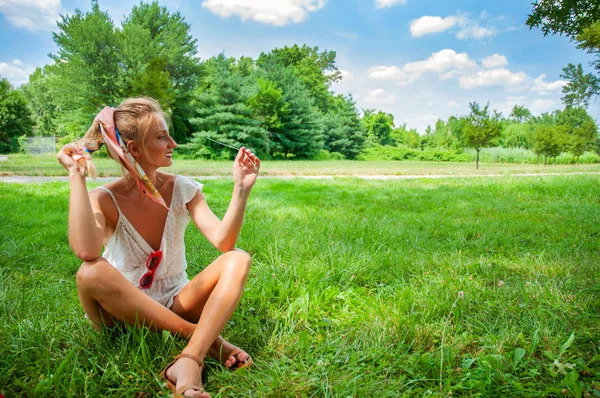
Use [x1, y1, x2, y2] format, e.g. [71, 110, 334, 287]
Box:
[357, 145, 471, 162]
[313, 150, 345, 160]
[465, 147, 600, 164]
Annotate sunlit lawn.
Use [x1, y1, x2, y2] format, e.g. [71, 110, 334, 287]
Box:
[1, 153, 600, 177]
[1, 175, 599, 396]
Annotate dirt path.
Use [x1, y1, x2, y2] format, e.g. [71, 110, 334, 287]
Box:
[2, 172, 599, 184]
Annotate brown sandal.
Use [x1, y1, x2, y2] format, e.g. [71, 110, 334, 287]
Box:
[161, 353, 208, 396]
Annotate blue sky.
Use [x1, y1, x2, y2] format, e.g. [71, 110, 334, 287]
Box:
[0, 0, 597, 132]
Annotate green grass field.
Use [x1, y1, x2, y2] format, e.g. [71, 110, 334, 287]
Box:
[1, 153, 600, 177]
[1, 175, 599, 397]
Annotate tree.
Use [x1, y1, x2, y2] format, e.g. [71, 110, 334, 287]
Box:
[0, 77, 34, 153]
[526, 0, 600, 39]
[120, 1, 202, 142]
[188, 54, 268, 159]
[263, 64, 323, 158]
[577, 20, 600, 73]
[560, 63, 600, 108]
[49, 0, 121, 132]
[257, 44, 340, 113]
[509, 105, 532, 123]
[246, 77, 287, 134]
[321, 94, 366, 159]
[21, 67, 61, 136]
[533, 125, 565, 165]
[556, 106, 598, 162]
[461, 102, 501, 169]
[130, 56, 175, 111]
[361, 110, 394, 146]
[499, 122, 535, 149]
[527, 1, 600, 108]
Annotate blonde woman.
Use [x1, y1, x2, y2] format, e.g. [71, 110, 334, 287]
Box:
[58, 97, 260, 397]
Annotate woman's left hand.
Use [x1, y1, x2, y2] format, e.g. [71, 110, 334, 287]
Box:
[233, 147, 260, 191]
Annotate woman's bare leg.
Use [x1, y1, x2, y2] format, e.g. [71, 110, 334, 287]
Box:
[76, 257, 196, 336]
[165, 250, 251, 397]
[171, 249, 251, 368]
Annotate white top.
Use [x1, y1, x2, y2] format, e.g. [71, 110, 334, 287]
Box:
[97, 175, 204, 308]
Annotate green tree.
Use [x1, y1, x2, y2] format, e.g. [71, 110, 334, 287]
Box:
[461, 102, 501, 169]
[321, 94, 366, 159]
[560, 63, 600, 108]
[526, 0, 600, 39]
[21, 67, 61, 136]
[246, 77, 287, 134]
[130, 56, 175, 111]
[120, 2, 201, 142]
[527, 1, 600, 108]
[499, 122, 535, 149]
[264, 64, 323, 158]
[361, 109, 394, 146]
[556, 106, 598, 162]
[533, 125, 565, 165]
[188, 54, 268, 159]
[509, 105, 532, 123]
[257, 44, 340, 113]
[0, 77, 34, 153]
[49, 0, 121, 132]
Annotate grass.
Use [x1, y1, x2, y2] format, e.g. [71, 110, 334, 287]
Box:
[1, 153, 600, 177]
[1, 175, 600, 396]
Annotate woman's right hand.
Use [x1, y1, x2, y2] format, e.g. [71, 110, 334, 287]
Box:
[58, 143, 84, 176]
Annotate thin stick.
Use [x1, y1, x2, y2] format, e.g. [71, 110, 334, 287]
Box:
[206, 137, 258, 170]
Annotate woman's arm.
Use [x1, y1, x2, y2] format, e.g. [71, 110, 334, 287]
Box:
[58, 144, 106, 261]
[187, 147, 260, 252]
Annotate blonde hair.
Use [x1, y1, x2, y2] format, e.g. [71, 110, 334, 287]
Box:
[80, 97, 170, 161]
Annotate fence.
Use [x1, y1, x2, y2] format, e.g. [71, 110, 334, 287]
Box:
[25, 136, 56, 154]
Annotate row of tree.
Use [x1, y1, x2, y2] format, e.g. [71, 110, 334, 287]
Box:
[0, 0, 598, 168]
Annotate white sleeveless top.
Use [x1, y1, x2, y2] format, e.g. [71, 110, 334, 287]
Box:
[97, 175, 203, 308]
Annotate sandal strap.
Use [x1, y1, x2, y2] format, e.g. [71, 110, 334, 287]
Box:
[176, 383, 205, 395]
[174, 353, 204, 368]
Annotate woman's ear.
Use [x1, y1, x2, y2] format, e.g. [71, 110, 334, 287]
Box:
[126, 140, 141, 159]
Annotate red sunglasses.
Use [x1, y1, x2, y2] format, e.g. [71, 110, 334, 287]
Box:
[140, 250, 162, 289]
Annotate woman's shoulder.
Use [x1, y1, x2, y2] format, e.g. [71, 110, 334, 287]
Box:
[171, 174, 202, 189]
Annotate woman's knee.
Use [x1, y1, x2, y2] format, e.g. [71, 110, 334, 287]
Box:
[221, 249, 251, 278]
[76, 257, 111, 289]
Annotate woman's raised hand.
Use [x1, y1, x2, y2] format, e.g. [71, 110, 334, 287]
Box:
[58, 143, 85, 177]
[233, 147, 260, 190]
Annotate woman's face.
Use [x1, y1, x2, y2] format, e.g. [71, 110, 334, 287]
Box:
[140, 115, 178, 168]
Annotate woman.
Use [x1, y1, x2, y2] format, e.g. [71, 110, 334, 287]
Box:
[58, 97, 260, 397]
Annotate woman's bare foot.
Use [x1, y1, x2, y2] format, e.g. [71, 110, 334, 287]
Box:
[165, 356, 211, 398]
[209, 336, 251, 370]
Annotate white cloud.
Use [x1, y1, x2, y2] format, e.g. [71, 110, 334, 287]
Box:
[481, 54, 508, 69]
[459, 68, 528, 89]
[364, 88, 396, 105]
[339, 69, 354, 81]
[368, 49, 478, 85]
[410, 15, 460, 37]
[404, 49, 478, 80]
[456, 23, 496, 40]
[447, 100, 460, 108]
[375, 0, 407, 9]
[201, 0, 325, 26]
[0, 59, 34, 86]
[530, 99, 555, 114]
[410, 13, 496, 40]
[0, 0, 62, 31]
[367, 65, 407, 80]
[532, 74, 567, 94]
